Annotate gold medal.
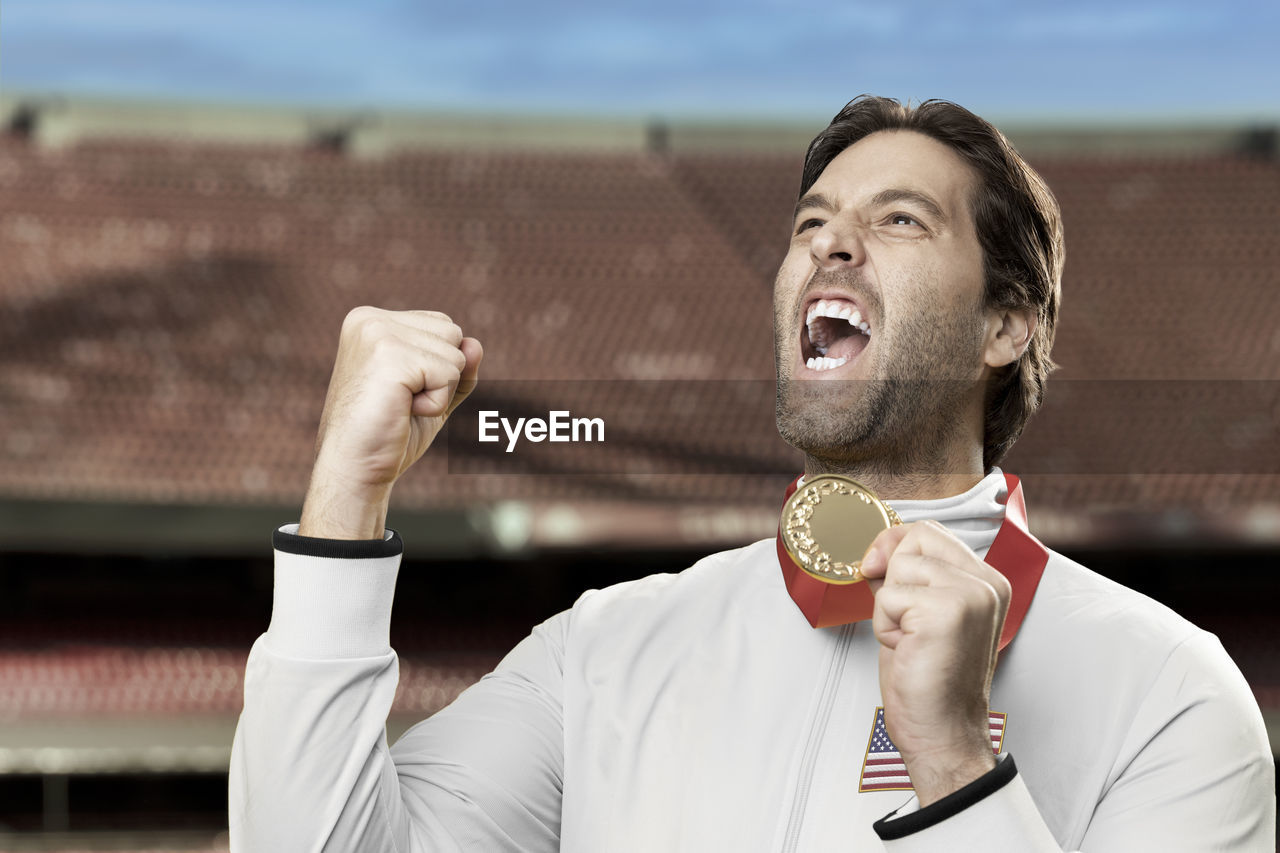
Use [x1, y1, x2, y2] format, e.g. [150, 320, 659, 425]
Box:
[780, 475, 903, 585]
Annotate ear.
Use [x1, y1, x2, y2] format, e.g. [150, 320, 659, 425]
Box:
[984, 306, 1036, 370]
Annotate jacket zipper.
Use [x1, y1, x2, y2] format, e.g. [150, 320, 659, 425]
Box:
[780, 623, 854, 853]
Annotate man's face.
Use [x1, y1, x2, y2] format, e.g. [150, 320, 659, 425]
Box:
[773, 129, 992, 468]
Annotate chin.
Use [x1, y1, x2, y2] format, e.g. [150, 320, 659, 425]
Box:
[776, 381, 880, 460]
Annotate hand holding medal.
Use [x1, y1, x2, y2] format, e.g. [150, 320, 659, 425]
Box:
[778, 474, 1018, 807]
[860, 518, 1012, 806]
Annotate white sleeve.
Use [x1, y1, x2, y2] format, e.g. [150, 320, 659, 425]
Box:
[875, 632, 1275, 852]
[228, 526, 566, 853]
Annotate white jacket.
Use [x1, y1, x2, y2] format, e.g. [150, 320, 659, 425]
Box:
[230, 472, 1275, 851]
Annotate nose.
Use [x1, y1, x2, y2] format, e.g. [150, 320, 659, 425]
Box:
[809, 219, 866, 271]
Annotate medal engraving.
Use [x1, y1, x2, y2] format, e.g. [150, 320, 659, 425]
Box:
[781, 475, 903, 585]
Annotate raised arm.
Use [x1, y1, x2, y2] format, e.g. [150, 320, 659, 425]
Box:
[229, 308, 564, 851]
[297, 306, 482, 541]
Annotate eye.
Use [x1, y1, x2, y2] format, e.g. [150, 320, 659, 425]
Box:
[795, 218, 824, 234]
[889, 213, 921, 227]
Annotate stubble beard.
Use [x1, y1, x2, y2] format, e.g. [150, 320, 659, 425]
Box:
[775, 284, 988, 480]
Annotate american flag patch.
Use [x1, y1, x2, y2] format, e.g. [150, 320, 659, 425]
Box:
[858, 707, 1007, 793]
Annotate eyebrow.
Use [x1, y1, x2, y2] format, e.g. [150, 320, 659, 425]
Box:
[793, 191, 838, 222]
[793, 187, 949, 224]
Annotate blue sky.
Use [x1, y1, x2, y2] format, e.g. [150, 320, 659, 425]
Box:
[2, 0, 1277, 123]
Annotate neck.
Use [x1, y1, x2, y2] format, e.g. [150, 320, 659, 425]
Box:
[803, 421, 987, 500]
[800, 391, 989, 500]
[803, 459, 985, 501]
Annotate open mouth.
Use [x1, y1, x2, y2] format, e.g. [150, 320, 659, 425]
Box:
[800, 297, 871, 371]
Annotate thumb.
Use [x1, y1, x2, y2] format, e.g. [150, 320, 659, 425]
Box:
[445, 337, 484, 417]
[409, 337, 484, 419]
[862, 523, 910, 595]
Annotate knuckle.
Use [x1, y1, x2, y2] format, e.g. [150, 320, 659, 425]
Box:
[925, 519, 951, 537]
[433, 322, 464, 346]
[992, 572, 1013, 604]
[342, 305, 379, 331]
[368, 332, 402, 359]
[363, 319, 389, 343]
[343, 308, 395, 348]
[904, 522, 929, 541]
[427, 351, 462, 378]
[922, 518, 957, 543]
[972, 579, 1003, 614]
[437, 350, 463, 376]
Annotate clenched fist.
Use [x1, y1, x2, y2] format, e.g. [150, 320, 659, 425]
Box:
[299, 307, 483, 540]
[861, 519, 1012, 806]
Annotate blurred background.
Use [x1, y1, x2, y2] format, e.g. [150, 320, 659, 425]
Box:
[1, 1, 1277, 850]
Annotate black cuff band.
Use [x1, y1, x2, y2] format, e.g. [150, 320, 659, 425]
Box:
[272, 526, 403, 559]
[872, 754, 1018, 841]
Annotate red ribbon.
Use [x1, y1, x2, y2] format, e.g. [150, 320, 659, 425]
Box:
[776, 473, 1048, 650]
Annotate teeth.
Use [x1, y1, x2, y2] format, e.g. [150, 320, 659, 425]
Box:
[804, 298, 872, 367]
[805, 299, 870, 336]
[806, 355, 848, 372]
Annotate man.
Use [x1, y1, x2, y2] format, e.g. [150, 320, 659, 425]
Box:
[230, 97, 1274, 850]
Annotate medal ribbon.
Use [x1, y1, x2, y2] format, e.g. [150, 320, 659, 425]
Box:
[776, 472, 1049, 650]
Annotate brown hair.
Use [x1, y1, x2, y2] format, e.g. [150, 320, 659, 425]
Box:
[801, 95, 1064, 470]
